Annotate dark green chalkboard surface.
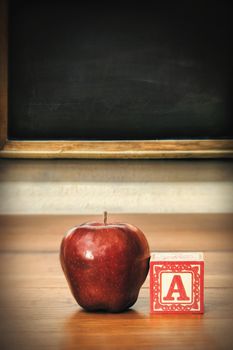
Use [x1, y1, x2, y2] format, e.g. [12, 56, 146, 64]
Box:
[8, 0, 233, 141]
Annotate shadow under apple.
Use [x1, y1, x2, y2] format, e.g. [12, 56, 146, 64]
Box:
[61, 308, 147, 350]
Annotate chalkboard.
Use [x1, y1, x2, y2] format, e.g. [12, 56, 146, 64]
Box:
[8, 0, 233, 141]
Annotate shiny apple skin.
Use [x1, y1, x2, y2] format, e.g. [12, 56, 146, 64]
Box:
[60, 221, 150, 312]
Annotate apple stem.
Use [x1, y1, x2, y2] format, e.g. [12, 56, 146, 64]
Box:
[104, 211, 107, 225]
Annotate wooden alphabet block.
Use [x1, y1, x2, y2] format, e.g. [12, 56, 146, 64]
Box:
[150, 252, 204, 314]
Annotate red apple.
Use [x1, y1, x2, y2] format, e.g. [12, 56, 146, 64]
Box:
[60, 212, 150, 312]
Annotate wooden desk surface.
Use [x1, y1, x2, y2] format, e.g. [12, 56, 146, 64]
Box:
[0, 214, 233, 350]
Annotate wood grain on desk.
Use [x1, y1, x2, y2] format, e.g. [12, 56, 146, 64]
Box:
[0, 214, 233, 350]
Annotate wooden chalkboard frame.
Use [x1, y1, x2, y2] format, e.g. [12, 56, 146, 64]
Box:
[0, 0, 233, 159]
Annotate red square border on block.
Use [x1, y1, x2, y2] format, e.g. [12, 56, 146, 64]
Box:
[150, 252, 204, 314]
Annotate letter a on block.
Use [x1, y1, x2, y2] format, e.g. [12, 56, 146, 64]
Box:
[163, 275, 190, 301]
[150, 252, 204, 313]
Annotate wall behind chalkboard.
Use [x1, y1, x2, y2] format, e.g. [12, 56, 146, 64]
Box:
[8, 1, 233, 141]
